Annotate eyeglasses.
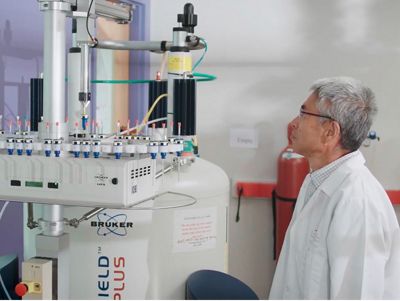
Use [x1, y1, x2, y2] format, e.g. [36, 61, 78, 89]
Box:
[299, 109, 335, 121]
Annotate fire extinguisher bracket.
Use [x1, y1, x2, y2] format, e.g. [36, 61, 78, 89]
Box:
[235, 182, 276, 199]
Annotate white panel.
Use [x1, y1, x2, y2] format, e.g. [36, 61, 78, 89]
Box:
[24, 159, 229, 299]
[0, 154, 155, 208]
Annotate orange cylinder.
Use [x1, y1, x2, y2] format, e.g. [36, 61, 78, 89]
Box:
[273, 126, 309, 260]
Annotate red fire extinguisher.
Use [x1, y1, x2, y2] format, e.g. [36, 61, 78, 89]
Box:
[272, 125, 309, 260]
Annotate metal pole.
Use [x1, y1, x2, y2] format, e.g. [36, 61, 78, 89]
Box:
[40, 1, 70, 139]
[96, 39, 205, 52]
[41, 204, 65, 236]
[97, 40, 171, 51]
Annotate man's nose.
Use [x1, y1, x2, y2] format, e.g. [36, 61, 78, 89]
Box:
[289, 116, 299, 129]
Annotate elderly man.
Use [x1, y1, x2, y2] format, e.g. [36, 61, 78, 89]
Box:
[269, 77, 400, 299]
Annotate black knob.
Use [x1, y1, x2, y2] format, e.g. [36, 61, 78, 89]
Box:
[177, 3, 197, 33]
[111, 178, 118, 185]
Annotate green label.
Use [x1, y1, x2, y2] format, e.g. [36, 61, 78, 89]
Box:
[184, 140, 194, 153]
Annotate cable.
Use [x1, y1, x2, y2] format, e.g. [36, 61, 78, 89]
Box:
[159, 52, 168, 80]
[192, 38, 207, 72]
[235, 187, 243, 222]
[68, 191, 195, 227]
[126, 191, 197, 210]
[133, 117, 167, 135]
[103, 117, 167, 141]
[0, 201, 12, 300]
[0, 201, 9, 222]
[192, 72, 216, 82]
[103, 93, 167, 141]
[139, 93, 168, 133]
[0, 274, 11, 300]
[101, 94, 167, 140]
[86, 0, 97, 45]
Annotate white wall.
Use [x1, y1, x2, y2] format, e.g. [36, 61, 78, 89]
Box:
[150, 0, 400, 298]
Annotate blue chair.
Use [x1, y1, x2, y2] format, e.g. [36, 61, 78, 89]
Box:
[186, 269, 259, 300]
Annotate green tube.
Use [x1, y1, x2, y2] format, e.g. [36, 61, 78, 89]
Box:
[192, 72, 217, 82]
[91, 72, 217, 84]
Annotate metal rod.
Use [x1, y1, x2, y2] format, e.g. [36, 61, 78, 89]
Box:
[97, 40, 170, 51]
[155, 163, 174, 179]
[78, 207, 105, 222]
[68, 207, 106, 228]
[27, 203, 38, 229]
[80, 43, 90, 97]
[96, 39, 205, 52]
[43, 6, 67, 125]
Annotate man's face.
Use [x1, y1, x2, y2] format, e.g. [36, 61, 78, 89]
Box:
[289, 92, 329, 157]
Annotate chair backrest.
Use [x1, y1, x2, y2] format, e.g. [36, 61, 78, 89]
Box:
[186, 269, 259, 300]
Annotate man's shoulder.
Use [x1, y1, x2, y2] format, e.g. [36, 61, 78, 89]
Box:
[330, 164, 393, 212]
[339, 164, 382, 191]
[322, 159, 388, 203]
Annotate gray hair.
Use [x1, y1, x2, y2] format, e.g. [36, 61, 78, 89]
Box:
[310, 77, 377, 151]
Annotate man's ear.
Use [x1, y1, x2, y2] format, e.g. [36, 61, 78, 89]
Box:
[323, 121, 341, 144]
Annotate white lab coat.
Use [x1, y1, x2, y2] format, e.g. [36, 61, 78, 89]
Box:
[269, 150, 400, 299]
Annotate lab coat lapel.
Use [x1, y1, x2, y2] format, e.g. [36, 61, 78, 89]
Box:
[292, 174, 310, 218]
[293, 151, 366, 221]
[319, 150, 366, 197]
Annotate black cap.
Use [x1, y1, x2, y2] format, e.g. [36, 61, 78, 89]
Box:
[177, 3, 197, 34]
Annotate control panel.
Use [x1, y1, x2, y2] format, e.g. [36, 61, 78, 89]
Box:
[0, 133, 184, 208]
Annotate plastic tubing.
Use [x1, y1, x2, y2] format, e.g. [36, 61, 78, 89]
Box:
[0, 274, 11, 300]
[104, 93, 168, 139]
[125, 191, 197, 210]
[91, 73, 216, 84]
[141, 93, 168, 130]
[192, 38, 207, 72]
[192, 72, 217, 81]
[104, 117, 167, 141]
[0, 201, 9, 223]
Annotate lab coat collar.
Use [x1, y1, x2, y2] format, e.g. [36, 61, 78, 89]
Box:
[318, 150, 366, 197]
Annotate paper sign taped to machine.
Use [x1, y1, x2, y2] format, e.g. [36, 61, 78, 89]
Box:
[173, 207, 217, 253]
[230, 128, 259, 148]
